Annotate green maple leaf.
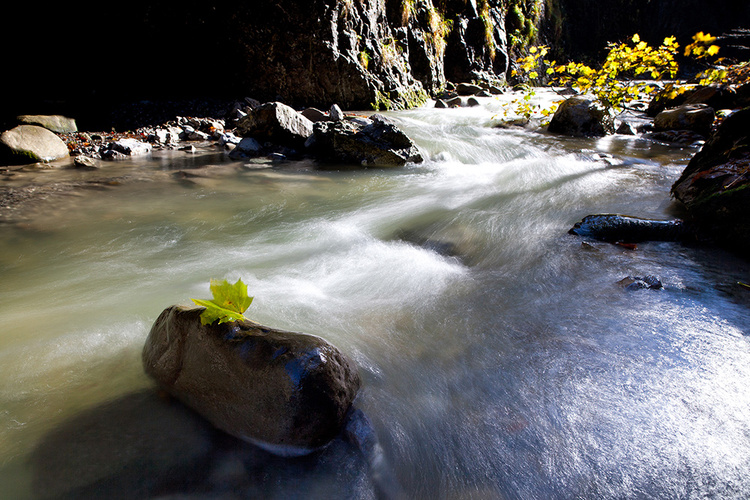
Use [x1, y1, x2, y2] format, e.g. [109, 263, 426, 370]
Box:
[191, 278, 254, 325]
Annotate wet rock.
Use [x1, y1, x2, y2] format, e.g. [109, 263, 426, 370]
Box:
[236, 102, 313, 149]
[0, 125, 70, 164]
[456, 83, 483, 96]
[73, 156, 100, 169]
[569, 214, 695, 243]
[31, 391, 214, 500]
[547, 96, 615, 137]
[466, 97, 480, 107]
[307, 116, 423, 167]
[618, 275, 664, 291]
[671, 106, 750, 255]
[17, 114, 77, 133]
[616, 122, 637, 135]
[434, 99, 448, 109]
[228, 137, 263, 159]
[142, 305, 361, 455]
[653, 104, 715, 137]
[447, 97, 464, 108]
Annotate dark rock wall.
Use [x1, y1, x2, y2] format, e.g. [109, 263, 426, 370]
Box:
[1, 0, 747, 128]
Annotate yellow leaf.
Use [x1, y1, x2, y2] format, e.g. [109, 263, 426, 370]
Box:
[529, 71, 538, 79]
[529, 46, 537, 53]
[632, 34, 641, 44]
[707, 45, 720, 56]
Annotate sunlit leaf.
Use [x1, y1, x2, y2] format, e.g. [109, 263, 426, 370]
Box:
[191, 278, 254, 325]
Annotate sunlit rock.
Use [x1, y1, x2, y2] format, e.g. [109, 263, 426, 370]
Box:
[142, 305, 361, 456]
[236, 101, 313, 149]
[0, 125, 70, 164]
[17, 114, 77, 133]
[307, 115, 423, 167]
[654, 103, 715, 137]
[547, 96, 615, 137]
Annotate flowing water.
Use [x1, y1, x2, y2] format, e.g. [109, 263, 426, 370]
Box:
[1, 94, 749, 499]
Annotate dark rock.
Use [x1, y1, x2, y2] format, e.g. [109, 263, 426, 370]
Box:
[17, 114, 77, 133]
[671, 107, 750, 255]
[447, 97, 464, 108]
[0, 125, 70, 164]
[434, 99, 448, 109]
[569, 214, 695, 243]
[300, 108, 331, 123]
[653, 104, 715, 137]
[31, 391, 214, 500]
[228, 137, 263, 159]
[236, 102, 313, 149]
[618, 275, 664, 291]
[616, 122, 637, 135]
[456, 83, 483, 96]
[466, 97, 480, 107]
[307, 116, 423, 167]
[547, 96, 615, 137]
[142, 305, 361, 455]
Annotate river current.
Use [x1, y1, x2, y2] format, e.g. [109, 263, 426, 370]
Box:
[1, 94, 749, 499]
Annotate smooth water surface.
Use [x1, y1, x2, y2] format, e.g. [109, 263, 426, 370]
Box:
[1, 94, 749, 499]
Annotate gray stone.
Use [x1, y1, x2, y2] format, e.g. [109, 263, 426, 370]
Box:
[0, 125, 70, 163]
[467, 97, 480, 107]
[547, 96, 615, 137]
[142, 305, 361, 455]
[236, 102, 313, 148]
[17, 114, 77, 133]
[329, 104, 345, 122]
[228, 137, 263, 159]
[108, 138, 152, 157]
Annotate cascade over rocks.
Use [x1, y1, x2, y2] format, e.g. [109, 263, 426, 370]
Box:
[142, 305, 361, 455]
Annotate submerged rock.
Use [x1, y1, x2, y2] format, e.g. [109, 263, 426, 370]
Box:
[569, 214, 695, 243]
[307, 115, 423, 167]
[547, 96, 615, 137]
[0, 125, 70, 164]
[142, 305, 361, 455]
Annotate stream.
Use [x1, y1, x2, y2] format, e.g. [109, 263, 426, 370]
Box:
[1, 94, 750, 499]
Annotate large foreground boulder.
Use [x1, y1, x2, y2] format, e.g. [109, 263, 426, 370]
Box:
[0, 125, 70, 164]
[547, 96, 615, 137]
[307, 115, 423, 167]
[671, 107, 750, 255]
[142, 306, 361, 455]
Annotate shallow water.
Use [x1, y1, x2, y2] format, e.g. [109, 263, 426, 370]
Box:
[1, 93, 749, 499]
